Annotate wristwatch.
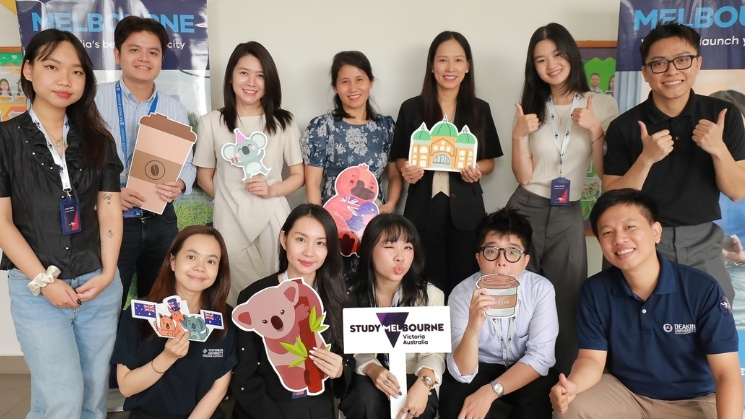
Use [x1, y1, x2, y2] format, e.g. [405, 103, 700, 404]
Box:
[420, 375, 435, 389]
[490, 380, 504, 398]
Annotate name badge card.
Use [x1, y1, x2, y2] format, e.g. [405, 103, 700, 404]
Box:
[344, 306, 451, 418]
[550, 177, 570, 206]
[60, 196, 81, 235]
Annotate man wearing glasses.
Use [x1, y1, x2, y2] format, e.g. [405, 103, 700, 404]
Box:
[439, 207, 559, 419]
[603, 22, 745, 302]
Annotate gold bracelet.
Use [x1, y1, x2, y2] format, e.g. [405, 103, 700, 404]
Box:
[150, 359, 165, 374]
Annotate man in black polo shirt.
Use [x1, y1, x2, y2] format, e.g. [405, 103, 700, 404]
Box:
[603, 22, 745, 301]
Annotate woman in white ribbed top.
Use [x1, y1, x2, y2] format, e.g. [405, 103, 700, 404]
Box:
[507, 23, 618, 376]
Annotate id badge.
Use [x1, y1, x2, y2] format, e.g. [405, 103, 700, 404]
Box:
[123, 207, 143, 218]
[550, 177, 570, 206]
[60, 197, 82, 235]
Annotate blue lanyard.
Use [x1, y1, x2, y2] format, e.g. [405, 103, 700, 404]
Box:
[115, 81, 158, 179]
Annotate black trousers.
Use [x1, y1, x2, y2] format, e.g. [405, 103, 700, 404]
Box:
[419, 192, 479, 298]
[339, 373, 438, 419]
[439, 364, 558, 419]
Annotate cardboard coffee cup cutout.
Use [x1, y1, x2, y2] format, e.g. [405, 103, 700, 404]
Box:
[126, 113, 196, 214]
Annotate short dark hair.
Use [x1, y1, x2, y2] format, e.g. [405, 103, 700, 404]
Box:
[476, 207, 532, 254]
[639, 22, 701, 64]
[330, 51, 381, 121]
[590, 189, 659, 237]
[114, 16, 169, 53]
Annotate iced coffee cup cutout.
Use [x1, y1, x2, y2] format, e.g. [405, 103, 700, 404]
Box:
[476, 273, 520, 317]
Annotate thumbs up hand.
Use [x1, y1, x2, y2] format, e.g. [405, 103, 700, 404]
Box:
[573, 94, 603, 140]
[639, 121, 674, 164]
[513, 103, 540, 139]
[550, 373, 579, 413]
[692, 108, 728, 155]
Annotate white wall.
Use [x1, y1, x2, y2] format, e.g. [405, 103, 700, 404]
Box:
[0, 0, 614, 357]
[0, 4, 21, 356]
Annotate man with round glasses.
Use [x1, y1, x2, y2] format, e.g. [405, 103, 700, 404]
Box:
[603, 22, 745, 303]
[439, 207, 559, 419]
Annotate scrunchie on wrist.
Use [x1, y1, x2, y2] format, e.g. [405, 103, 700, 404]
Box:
[28, 266, 60, 296]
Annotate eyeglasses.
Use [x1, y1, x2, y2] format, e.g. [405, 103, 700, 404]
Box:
[644, 55, 699, 74]
[479, 246, 524, 263]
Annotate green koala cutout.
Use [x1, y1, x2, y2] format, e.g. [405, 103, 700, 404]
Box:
[182, 314, 208, 341]
[221, 128, 271, 180]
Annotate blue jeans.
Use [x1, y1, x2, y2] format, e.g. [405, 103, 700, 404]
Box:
[9, 268, 123, 419]
[118, 203, 178, 307]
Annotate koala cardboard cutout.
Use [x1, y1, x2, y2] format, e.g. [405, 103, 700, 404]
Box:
[408, 116, 479, 172]
[323, 164, 379, 257]
[232, 278, 330, 395]
[221, 128, 271, 180]
[131, 295, 224, 342]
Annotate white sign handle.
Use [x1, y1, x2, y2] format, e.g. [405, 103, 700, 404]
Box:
[389, 351, 407, 419]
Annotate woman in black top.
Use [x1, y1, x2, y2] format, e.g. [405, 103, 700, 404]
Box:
[230, 204, 353, 418]
[390, 31, 503, 297]
[0, 29, 124, 418]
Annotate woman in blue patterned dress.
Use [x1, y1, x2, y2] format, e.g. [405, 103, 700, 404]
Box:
[300, 51, 402, 278]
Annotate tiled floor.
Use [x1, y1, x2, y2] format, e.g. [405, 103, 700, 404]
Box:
[0, 374, 129, 419]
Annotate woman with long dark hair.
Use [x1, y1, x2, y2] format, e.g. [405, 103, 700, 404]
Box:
[389, 31, 503, 297]
[0, 29, 124, 418]
[230, 204, 352, 418]
[194, 41, 304, 304]
[508, 22, 618, 374]
[301, 50, 401, 278]
[112, 226, 236, 418]
[340, 213, 444, 419]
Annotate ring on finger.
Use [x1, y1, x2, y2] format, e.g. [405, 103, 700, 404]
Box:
[387, 372, 392, 380]
[384, 379, 390, 386]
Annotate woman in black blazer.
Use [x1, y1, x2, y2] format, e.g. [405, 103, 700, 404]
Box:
[390, 30, 503, 297]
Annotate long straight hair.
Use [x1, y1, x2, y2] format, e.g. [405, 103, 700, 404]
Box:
[277, 204, 348, 347]
[519, 23, 590, 123]
[420, 31, 482, 139]
[350, 214, 428, 308]
[220, 41, 293, 135]
[143, 226, 231, 341]
[21, 29, 113, 169]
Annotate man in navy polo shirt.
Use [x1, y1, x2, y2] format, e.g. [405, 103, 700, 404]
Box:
[603, 22, 745, 302]
[550, 189, 741, 418]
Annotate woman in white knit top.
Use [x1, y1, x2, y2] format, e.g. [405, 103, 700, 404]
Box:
[507, 23, 618, 375]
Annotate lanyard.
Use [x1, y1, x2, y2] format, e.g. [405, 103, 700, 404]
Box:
[546, 92, 580, 177]
[115, 81, 158, 182]
[490, 312, 518, 366]
[29, 107, 72, 195]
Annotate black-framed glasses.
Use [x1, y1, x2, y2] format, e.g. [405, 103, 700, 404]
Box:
[479, 246, 524, 263]
[644, 55, 699, 74]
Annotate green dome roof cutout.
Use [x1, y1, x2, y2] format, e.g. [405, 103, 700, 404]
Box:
[411, 122, 432, 142]
[456, 125, 476, 145]
[430, 116, 458, 138]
